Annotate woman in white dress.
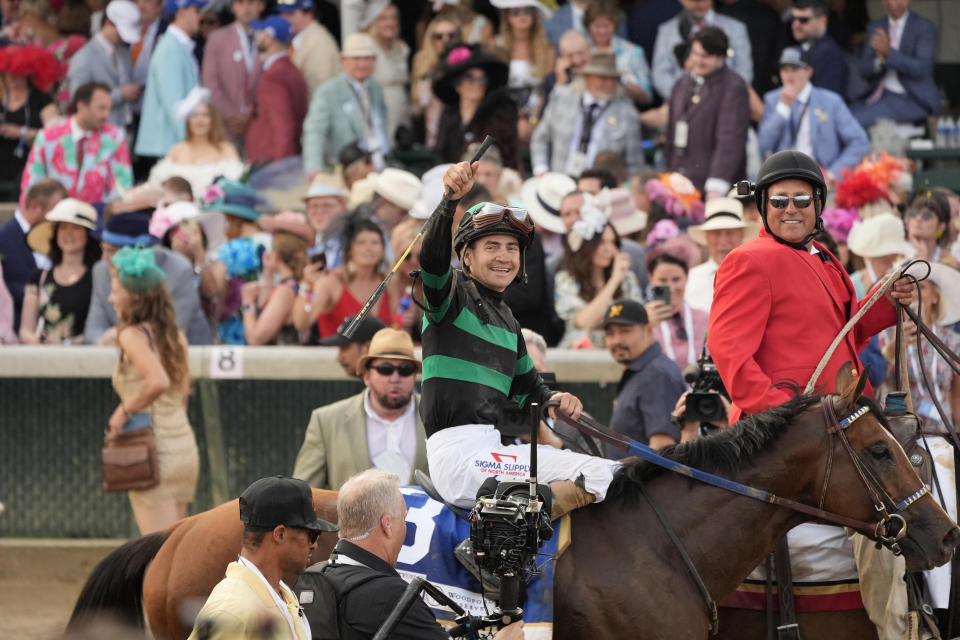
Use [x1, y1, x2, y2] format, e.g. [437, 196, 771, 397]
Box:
[148, 88, 244, 198]
[365, 2, 411, 145]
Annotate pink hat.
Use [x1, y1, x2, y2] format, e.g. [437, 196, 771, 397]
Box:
[259, 211, 315, 244]
[599, 187, 647, 236]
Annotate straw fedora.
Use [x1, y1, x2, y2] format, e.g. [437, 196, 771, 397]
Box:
[355, 328, 422, 375]
[27, 198, 98, 254]
[341, 33, 377, 58]
[372, 168, 422, 212]
[580, 51, 619, 78]
[687, 197, 760, 245]
[846, 213, 915, 258]
[259, 211, 315, 244]
[304, 173, 348, 201]
[599, 187, 647, 236]
[520, 172, 576, 234]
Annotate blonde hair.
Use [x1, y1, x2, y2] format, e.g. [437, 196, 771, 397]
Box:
[411, 15, 461, 107]
[498, 8, 552, 79]
[186, 101, 227, 146]
[118, 284, 191, 396]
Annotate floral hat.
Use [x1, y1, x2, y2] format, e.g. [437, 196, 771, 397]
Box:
[112, 246, 166, 293]
[202, 178, 261, 221]
[0, 45, 63, 92]
[820, 206, 860, 244]
[432, 44, 509, 107]
[567, 194, 607, 252]
[644, 173, 705, 223]
[149, 201, 201, 239]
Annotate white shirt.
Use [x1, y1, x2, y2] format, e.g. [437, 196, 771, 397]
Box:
[14, 210, 52, 270]
[775, 81, 813, 157]
[292, 27, 307, 50]
[685, 257, 719, 312]
[558, 90, 608, 176]
[167, 24, 196, 54]
[235, 22, 256, 72]
[95, 32, 115, 58]
[236, 556, 309, 640]
[570, 3, 586, 34]
[881, 12, 908, 95]
[363, 388, 417, 484]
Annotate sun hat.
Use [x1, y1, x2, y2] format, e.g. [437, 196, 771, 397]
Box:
[112, 246, 167, 293]
[239, 476, 338, 533]
[318, 313, 386, 346]
[258, 211, 315, 244]
[250, 15, 293, 44]
[846, 212, 916, 258]
[411, 163, 452, 220]
[580, 51, 619, 77]
[202, 178, 262, 222]
[599, 187, 648, 237]
[490, 0, 551, 19]
[924, 263, 960, 326]
[274, 0, 312, 12]
[432, 44, 509, 107]
[148, 201, 202, 239]
[27, 198, 98, 255]
[372, 168, 421, 212]
[341, 32, 377, 58]
[95, 212, 160, 247]
[106, 0, 141, 45]
[304, 173, 348, 201]
[687, 197, 759, 245]
[355, 328, 421, 375]
[520, 172, 576, 234]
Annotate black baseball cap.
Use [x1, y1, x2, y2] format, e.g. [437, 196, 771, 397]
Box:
[318, 314, 386, 346]
[602, 298, 649, 327]
[239, 476, 338, 533]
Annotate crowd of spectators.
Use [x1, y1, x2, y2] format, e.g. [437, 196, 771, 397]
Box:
[0, 0, 957, 426]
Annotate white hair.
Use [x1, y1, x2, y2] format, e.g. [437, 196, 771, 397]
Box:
[337, 469, 404, 539]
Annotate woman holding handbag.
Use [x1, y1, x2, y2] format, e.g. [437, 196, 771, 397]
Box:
[106, 247, 199, 535]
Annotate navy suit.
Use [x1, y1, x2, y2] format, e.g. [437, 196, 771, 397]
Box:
[852, 12, 939, 127]
[801, 36, 848, 98]
[0, 217, 37, 331]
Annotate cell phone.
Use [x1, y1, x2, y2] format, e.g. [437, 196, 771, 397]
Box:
[308, 251, 326, 270]
[122, 413, 153, 432]
[650, 285, 671, 306]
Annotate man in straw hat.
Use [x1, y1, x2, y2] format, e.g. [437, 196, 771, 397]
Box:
[293, 328, 428, 491]
[418, 160, 617, 518]
[302, 32, 387, 176]
[684, 196, 759, 312]
[531, 50, 645, 178]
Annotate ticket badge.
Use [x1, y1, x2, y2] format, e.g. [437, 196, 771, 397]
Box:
[566, 151, 587, 177]
[674, 120, 689, 150]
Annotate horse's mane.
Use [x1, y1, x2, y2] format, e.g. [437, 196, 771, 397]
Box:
[606, 393, 825, 504]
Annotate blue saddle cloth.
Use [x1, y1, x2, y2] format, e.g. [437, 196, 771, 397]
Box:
[397, 487, 563, 637]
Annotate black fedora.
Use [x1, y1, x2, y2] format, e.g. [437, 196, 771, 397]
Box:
[432, 44, 508, 107]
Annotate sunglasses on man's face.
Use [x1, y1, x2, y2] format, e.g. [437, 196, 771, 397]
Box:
[792, 15, 812, 24]
[290, 527, 320, 543]
[769, 194, 813, 209]
[370, 363, 417, 377]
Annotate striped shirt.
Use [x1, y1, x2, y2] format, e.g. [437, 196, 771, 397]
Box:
[418, 200, 553, 436]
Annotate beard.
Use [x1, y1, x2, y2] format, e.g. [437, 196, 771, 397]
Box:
[374, 388, 413, 411]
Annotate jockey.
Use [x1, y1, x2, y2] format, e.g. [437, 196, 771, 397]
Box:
[419, 161, 618, 516]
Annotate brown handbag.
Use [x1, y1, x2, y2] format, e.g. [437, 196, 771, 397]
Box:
[102, 424, 160, 492]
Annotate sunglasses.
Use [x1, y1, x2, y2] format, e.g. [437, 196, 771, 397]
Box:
[432, 30, 458, 41]
[905, 208, 937, 221]
[472, 202, 534, 234]
[507, 6, 536, 16]
[461, 73, 488, 84]
[370, 363, 417, 377]
[769, 194, 813, 209]
[791, 15, 812, 24]
[292, 527, 320, 543]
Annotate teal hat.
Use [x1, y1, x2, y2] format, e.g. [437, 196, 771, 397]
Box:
[201, 178, 261, 221]
[112, 246, 166, 293]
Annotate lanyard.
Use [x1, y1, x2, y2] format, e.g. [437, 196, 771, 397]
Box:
[787, 99, 810, 148]
[660, 304, 695, 367]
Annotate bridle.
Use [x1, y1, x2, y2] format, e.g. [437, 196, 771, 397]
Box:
[817, 397, 930, 555]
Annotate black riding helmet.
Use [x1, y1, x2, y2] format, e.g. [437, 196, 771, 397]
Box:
[755, 150, 828, 250]
[454, 202, 535, 284]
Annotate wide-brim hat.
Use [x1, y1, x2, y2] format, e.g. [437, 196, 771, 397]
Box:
[149, 201, 201, 239]
[490, 0, 551, 19]
[411, 163, 453, 220]
[520, 173, 576, 234]
[342, 32, 377, 58]
[27, 198, 98, 255]
[93, 212, 160, 248]
[687, 197, 759, 245]
[304, 173, 348, 201]
[581, 51, 619, 77]
[355, 328, 421, 375]
[925, 263, 960, 326]
[599, 187, 647, 236]
[372, 168, 421, 212]
[432, 44, 509, 107]
[846, 212, 916, 258]
[202, 179, 262, 222]
[259, 211, 315, 244]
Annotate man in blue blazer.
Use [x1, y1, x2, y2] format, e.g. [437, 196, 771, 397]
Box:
[851, 0, 938, 128]
[758, 48, 868, 179]
[135, 0, 206, 161]
[544, 0, 626, 48]
[0, 179, 67, 332]
[790, 0, 848, 98]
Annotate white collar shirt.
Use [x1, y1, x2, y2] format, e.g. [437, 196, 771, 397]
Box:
[167, 24, 196, 54]
[563, 89, 609, 175]
[235, 22, 256, 72]
[363, 388, 417, 484]
[882, 12, 909, 95]
[14, 209, 52, 270]
[570, 3, 585, 34]
[774, 81, 813, 157]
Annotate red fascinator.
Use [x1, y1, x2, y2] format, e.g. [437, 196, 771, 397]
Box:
[0, 45, 64, 93]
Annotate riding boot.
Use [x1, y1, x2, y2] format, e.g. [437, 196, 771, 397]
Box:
[550, 480, 595, 520]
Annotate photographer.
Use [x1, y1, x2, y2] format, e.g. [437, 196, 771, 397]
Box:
[671, 347, 732, 441]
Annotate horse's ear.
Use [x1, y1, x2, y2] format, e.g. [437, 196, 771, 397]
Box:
[834, 362, 869, 414]
[835, 362, 855, 396]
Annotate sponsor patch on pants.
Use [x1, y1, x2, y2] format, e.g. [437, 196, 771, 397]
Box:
[472, 451, 529, 478]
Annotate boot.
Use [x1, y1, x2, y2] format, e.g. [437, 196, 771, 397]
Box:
[550, 480, 595, 520]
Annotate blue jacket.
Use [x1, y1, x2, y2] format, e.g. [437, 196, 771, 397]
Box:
[801, 35, 848, 98]
[0, 217, 36, 331]
[856, 13, 938, 114]
[757, 85, 869, 175]
[544, 3, 626, 47]
[135, 29, 200, 157]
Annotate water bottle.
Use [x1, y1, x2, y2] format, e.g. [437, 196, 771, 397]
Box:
[951, 115, 960, 148]
[936, 116, 948, 147]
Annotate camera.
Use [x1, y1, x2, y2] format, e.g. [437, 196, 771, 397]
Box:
[684, 350, 729, 424]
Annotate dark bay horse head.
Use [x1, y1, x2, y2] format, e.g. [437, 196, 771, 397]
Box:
[821, 365, 960, 572]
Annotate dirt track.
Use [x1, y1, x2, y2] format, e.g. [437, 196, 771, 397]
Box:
[0, 539, 122, 639]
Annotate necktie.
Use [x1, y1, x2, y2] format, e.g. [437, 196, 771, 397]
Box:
[579, 103, 599, 153]
[77, 136, 87, 169]
[131, 26, 147, 64]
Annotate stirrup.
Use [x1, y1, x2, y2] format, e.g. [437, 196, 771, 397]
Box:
[454, 538, 501, 598]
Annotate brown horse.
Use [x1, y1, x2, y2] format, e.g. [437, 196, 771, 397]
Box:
[70, 375, 959, 639]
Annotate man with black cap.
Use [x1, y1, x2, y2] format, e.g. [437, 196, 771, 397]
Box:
[603, 298, 685, 456]
[318, 313, 386, 378]
[188, 475, 337, 640]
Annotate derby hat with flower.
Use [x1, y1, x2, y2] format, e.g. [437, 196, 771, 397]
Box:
[432, 44, 509, 107]
[202, 178, 262, 222]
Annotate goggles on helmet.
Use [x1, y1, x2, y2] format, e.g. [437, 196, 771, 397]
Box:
[470, 203, 534, 234]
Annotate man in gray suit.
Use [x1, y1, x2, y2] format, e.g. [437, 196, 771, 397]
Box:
[650, 0, 752, 100]
[68, 0, 143, 129]
[84, 212, 213, 345]
[531, 51, 645, 178]
[293, 328, 429, 491]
